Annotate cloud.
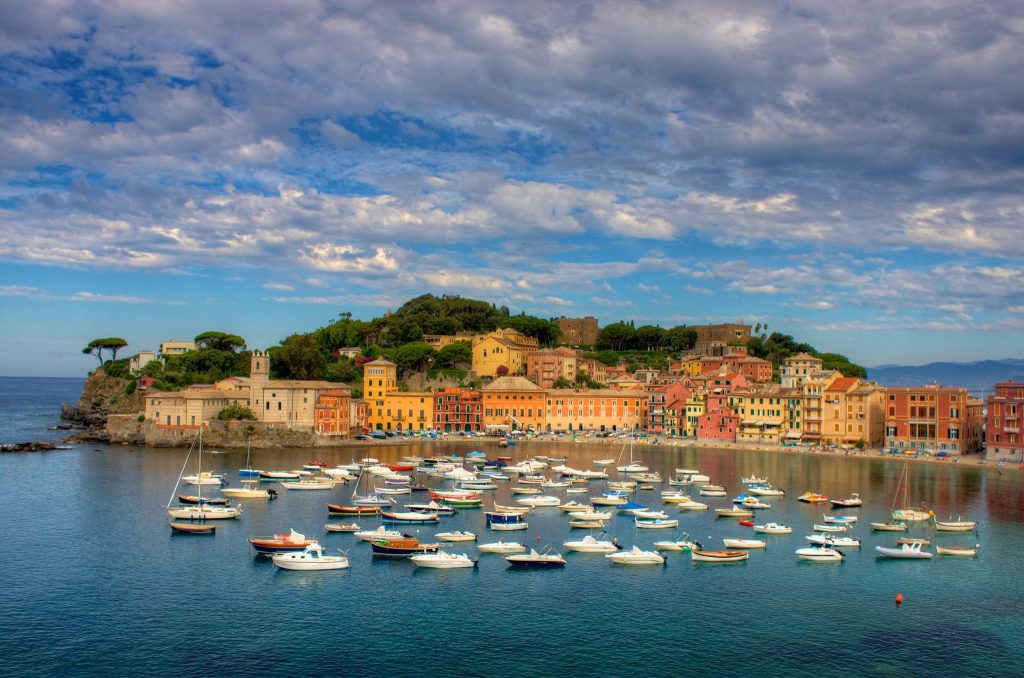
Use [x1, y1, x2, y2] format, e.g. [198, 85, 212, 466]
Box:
[637, 282, 660, 293]
[262, 282, 295, 291]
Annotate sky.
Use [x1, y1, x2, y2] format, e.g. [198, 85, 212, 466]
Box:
[1, 1, 1023, 377]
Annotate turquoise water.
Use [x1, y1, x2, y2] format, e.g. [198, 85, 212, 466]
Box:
[1, 380, 1022, 676]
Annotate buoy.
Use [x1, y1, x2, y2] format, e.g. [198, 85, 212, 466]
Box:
[895, 593, 903, 606]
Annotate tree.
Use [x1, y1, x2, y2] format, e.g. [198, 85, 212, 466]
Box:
[273, 334, 327, 380]
[664, 326, 697, 352]
[82, 337, 128, 366]
[393, 342, 436, 371]
[495, 365, 509, 377]
[436, 342, 472, 368]
[552, 376, 574, 389]
[588, 350, 620, 366]
[195, 331, 246, 352]
[218, 403, 256, 420]
[634, 325, 666, 350]
[817, 352, 867, 378]
[596, 322, 634, 351]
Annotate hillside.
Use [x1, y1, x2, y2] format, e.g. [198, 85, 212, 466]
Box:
[868, 359, 1024, 396]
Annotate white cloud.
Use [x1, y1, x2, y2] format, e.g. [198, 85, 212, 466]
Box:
[262, 282, 295, 291]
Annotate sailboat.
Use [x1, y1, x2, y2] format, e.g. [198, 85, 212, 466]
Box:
[889, 463, 931, 522]
[223, 438, 277, 499]
[167, 429, 241, 521]
[615, 431, 648, 473]
[326, 468, 382, 515]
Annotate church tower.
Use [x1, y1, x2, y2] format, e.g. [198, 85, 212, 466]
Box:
[249, 350, 269, 416]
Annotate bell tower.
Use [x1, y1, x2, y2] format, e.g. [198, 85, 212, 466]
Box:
[249, 350, 269, 415]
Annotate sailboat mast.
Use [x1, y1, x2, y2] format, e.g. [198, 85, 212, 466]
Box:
[167, 430, 199, 509]
[197, 428, 203, 503]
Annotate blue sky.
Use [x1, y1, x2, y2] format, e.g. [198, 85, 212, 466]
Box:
[1, 1, 1023, 376]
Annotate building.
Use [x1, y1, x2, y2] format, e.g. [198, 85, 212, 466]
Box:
[333, 347, 362, 359]
[145, 380, 251, 429]
[986, 380, 1024, 462]
[577, 357, 608, 385]
[360, 357, 433, 431]
[692, 323, 751, 355]
[434, 387, 483, 432]
[471, 328, 539, 378]
[819, 377, 885, 447]
[159, 340, 196, 357]
[482, 376, 546, 432]
[350, 399, 369, 432]
[734, 356, 774, 383]
[696, 392, 738, 441]
[781, 353, 823, 388]
[648, 383, 693, 433]
[422, 332, 474, 350]
[730, 384, 802, 444]
[554, 316, 600, 346]
[543, 389, 647, 432]
[883, 385, 984, 455]
[247, 352, 350, 429]
[314, 389, 352, 435]
[526, 347, 579, 388]
[130, 350, 158, 374]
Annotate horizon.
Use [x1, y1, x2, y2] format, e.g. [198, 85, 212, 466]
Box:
[2, 2, 1022, 376]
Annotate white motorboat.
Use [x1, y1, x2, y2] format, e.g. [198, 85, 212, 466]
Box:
[740, 498, 771, 509]
[700, 488, 727, 497]
[566, 488, 589, 494]
[222, 480, 277, 500]
[182, 471, 226, 486]
[511, 486, 542, 495]
[653, 535, 698, 552]
[935, 544, 979, 556]
[477, 540, 526, 554]
[687, 474, 711, 483]
[796, 546, 844, 562]
[606, 546, 665, 565]
[675, 468, 700, 475]
[875, 542, 934, 559]
[354, 526, 406, 542]
[435, 531, 477, 542]
[632, 473, 662, 483]
[933, 517, 977, 532]
[593, 458, 615, 466]
[716, 507, 754, 518]
[748, 484, 785, 497]
[634, 510, 670, 520]
[812, 523, 847, 533]
[167, 504, 241, 520]
[563, 535, 622, 553]
[722, 538, 766, 549]
[281, 479, 334, 490]
[542, 480, 570, 489]
[322, 468, 356, 481]
[823, 514, 858, 524]
[741, 475, 768, 485]
[272, 543, 350, 571]
[591, 495, 628, 506]
[568, 510, 612, 521]
[830, 492, 863, 508]
[410, 551, 477, 569]
[675, 501, 709, 511]
[806, 534, 861, 547]
[574, 469, 609, 479]
[669, 478, 693, 487]
[754, 523, 792, 534]
[559, 501, 593, 512]
[260, 470, 301, 481]
[891, 508, 932, 522]
[617, 463, 650, 473]
[505, 549, 566, 568]
[635, 518, 679, 529]
[607, 480, 637, 490]
[516, 495, 560, 507]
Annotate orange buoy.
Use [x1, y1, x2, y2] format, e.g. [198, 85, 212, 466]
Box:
[895, 593, 903, 606]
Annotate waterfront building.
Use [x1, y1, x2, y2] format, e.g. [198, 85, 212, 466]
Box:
[781, 353, 824, 388]
[986, 380, 1024, 462]
[434, 387, 483, 433]
[248, 352, 349, 429]
[819, 377, 885, 447]
[544, 389, 647, 432]
[800, 369, 843, 445]
[883, 385, 984, 455]
[481, 376, 546, 432]
[471, 328, 539, 378]
[696, 392, 738, 441]
[730, 384, 802, 444]
[129, 350, 158, 374]
[685, 393, 707, 436]
[314, 389, 352, 435]
[554, 316, 600, 346]
[145, 382, 250, 430]
[159, 339, 196, 357]
[648, 383, 693, 434]
[361, 358, 433, 431]
[350, 398, 369, 432]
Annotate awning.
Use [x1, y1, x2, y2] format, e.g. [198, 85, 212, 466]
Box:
[485, 424, 510, 431]
[785, 431, 802, 439]
[802, 433, 822, 439]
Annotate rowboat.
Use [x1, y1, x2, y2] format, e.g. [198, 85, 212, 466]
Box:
[635, 518, 679, 529]
[935, 544, 979, 556]
[281, 479, 334, 490]
[511, 486, 542, 495]
[442, 496, 483, 508]
[933, 516, 977, 532]
[796, 546, 844, 562]
[492, 503, 529, 514]
[477, 541, 526, 554]
[812, 523, 847, 533]
[435, 531, 476, 542]
[675, 501, 708, 511]
[691, 549, 749, 563]
[327, 504, 381, 517]
[373, 486, 412, 495]
[177, 494, 229, 505]
[249, 529, 315, 554]
[738, 519, 754, 527]
[699, 488, 727, 497]
[875, 542, 934, 559]
[490, 521, 529, 531]
[715, 507, 754, 518]
[606, 546, 665, 565]
[259, 471, 300, 481]
[568, 520, 606, 529]
[354, 526, 406, 542]
[896, 536, 931, 546]
[830, 493, 863, 508]
[405, 501, 457, 515]
[722, 538, 766, 549]
[559, 501, 593, 512]
[568, 510, 612, 520]
[168, 520, 215, 535]
[323, 522, 360, 532]
[754, 523, 792, 534]
[516, 495, 560, 507]
[634, 510, 670, 520]
[409, 551, 477, 569]
[870, 520, 907, 532]
[823, 515, 858, 524]
[505, 549, 566, 568]
[272, 543, 350, 571]
[370, 537, 440, 557]
[661, 493, 692, 504]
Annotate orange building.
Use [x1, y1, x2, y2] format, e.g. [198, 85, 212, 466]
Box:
[315, 389, 352, 436]
[482, 376, 546, 431]
[544, 389, 647, 433]
[883, 385, 984, 455]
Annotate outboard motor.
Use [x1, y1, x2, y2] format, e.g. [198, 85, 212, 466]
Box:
[268, 489, 278, 499]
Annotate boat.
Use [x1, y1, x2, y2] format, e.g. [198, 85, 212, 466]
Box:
[353, 493, 392, 507]
[935, 544, 979, 556]
[741, 475, 768, 485]
[304, 461, 327, 470]
[634, 510, 670, 520]
[653, 535, 698, 552]
[889, 463, 931, 522]
[177, 494, 230, 506]
[259, 471, 301, 481]
[738, 519, 754, 527]
[830, 493, 863, 508]
[754, 523, 792, 534]
[505, 549, 566, 568]
[559, 501, 593, 512]
[740, 498, 771, 509]
[715, 507, 754, 518]
[796, 546, 844, 562]
[566, 488, 589, 495]
[516, 495, 560, 507]
[381, 511, 439, 524]
[272, 542, 350, 571]
[355, 526, 407, 542]
[823, 515, 858, 524]
[616, 500, 648, 514]
[323, 522, 360, 532]
[542, 480, 570, 489]
[896, 536, 931, 546]
[875, 542, 934, 559]
[281, 479, 334, 490]
[606, 546, 665, 565]
[748, 484, 785, 497]
[933, 516, 978, 532]
[797, 491, 829, 503]
[593, 458, 615, 466]
[492, 503, 529, 514]
[699, 488, 727, 497]
[615, 433, 649, 473]
[406, 501, 457, 516]
[370, 537, 440, 558]
[168, 520, 215, 535]
[722, 538, 766, 549]
[591, 493, 629, 506]
[442, 496, 484, 508]
[607, 480, 637, 490]
[435, 531, 476, 542]
[870, 520, 907, 532]
[812, 523, 847, 533]
[327, 504, 381, 516]
[410, 551, 477, 569]
[568, 520, 606, 529]
[166, 430, 241, 521]
[635, 518, 679, 529]
[675, 468, 700, 476]
[568, 510, 612, 520]
[374, 486, 413, 495]
[675, 501, 709, 511]
[477, 541, 526, 554]
[563, 535, 622, 553]
[249, 529, 315, 554]
[182, 471, 226, 486]
[511, 486, 542, 495]
[691, 549, 749, 563]
[806, 534, 860, 547]
[489, 521, 529, 531]
[661, 492, 691, 504]
[222, 480, 278, 500]
[701, 484, 726, 492]
[632, 473, 662, 483]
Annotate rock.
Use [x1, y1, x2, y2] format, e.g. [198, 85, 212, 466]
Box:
[1, 442, 58, 453]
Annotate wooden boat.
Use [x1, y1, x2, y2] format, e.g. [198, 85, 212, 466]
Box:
[661, 493, 692, 504]
[374, 486, 412, 495]
[606, 546, 665, 565]
[406, 501, 457, 515]
[716, 507, 754, 518]
[168, 520, 215, 534]
[559, 501, 594, 512]
[634, 510, 670, 520]
[272, 543, 350, 571]
[442, 496, 484, 508]
[738, 519, 755, 527]
[935, 544, 979, 556]
[871, 520, 907, 532]
[259, 471, 301, 481]
[355, 526, 407, 542]
[324, 522, 360, 532]
[327, 504, 381, 516]
[505, 549, 566, 568]
[722, 538, 766, 549]
[797, 491, 829, 503]
[812, 523, 847, 533]
[675, 501, 709, 511]
[635, 518, 679, 529]
[369, 536, 440, 557]
[281, 479, 334, 490]
[490, 520, 529, 531]
[492, 503, 529, 514]
[933, 517, 977, 532]
[568, 510, 612, 520]
[511, 486, 542, 495]
[249, 529, 315, 554]
[875, 542, 934, 559]
[381, 511, 439, 524]
[568, 519, 606, 529]
[691, 549, 749, 563]
[830, 493, 863, 508]
[177, 494, 229, 506]
[896, 536, 931, 546]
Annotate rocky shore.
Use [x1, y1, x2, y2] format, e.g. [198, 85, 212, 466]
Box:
[1, 442, 60, 453]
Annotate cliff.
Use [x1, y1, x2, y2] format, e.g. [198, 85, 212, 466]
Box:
[62, 369, 145, 442]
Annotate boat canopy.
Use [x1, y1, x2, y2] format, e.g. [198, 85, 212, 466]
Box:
[618, 501, 646, 511]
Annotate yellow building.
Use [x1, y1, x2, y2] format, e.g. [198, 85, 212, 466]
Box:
[361, 357, 433, 431]
[685, 393, 707, 437]
[682, 358, 703, 378]
[159, 340, 196, 357]
[471, 328, 539, 378]
[482, 376, 546, 431]
[145, 383, 249, 429]
[423, 332, 474, 350]
[730, 384, 803, 444]
[544, 389, 647, 433]
[801, 369, 843, 444]
[781, 352, 824, 388]
[821, 376, 885, 446]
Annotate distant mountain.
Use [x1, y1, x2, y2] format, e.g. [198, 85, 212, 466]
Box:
[868, 359, 1024, 397]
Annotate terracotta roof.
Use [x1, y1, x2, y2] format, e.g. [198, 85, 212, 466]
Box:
[363, 358, 396, 366]
[826, 377, 859, 392]
[546, 388, 650, 397]
[482, 376, 544, 392]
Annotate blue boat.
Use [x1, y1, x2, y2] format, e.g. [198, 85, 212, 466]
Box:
[616, 501, 647, 512]
[485, 511, 526, 524]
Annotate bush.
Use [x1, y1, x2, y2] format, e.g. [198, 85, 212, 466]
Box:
[124, 380, 136, 395]
[103, 358, 131, 379]
[137, 414, 145, 423]
[217, 403, 257, 421]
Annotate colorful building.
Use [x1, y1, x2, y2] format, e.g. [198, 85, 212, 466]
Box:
[471, 328, 539, 377]
[820, 377, 885, 447]
[526, 347, 579, 388]
[883, 385, 984, 455]
[730, 384, 802, 444]
[781, 352, 823, 388]
[544, 389, 647, 432]
[361, 358, 432, 431]
[696, 392, 738, 441]
[482, 376, 546, 432]
[314, 389, 352, 435]
[434, 387, 483, 432]
[986, 380, 1024, 462]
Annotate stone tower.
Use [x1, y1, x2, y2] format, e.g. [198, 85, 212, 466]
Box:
[249, 349, 269, 414]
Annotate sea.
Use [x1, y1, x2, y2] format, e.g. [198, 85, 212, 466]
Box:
[2, 376, 1023, 677]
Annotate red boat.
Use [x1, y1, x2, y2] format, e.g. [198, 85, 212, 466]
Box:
[497, 456, 512, 461]
[738, 519, 755, 527]
[389, 464, 415, 472]
[327, 503, 381, 516]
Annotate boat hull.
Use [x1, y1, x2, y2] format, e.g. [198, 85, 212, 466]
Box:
[691, 550, 749, 563]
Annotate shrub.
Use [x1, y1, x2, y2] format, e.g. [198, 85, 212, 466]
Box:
[217, 403, 257, 421]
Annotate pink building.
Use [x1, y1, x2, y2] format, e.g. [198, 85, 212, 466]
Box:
[987, 380, 1024, 462]
[696, 407, 738, 440]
